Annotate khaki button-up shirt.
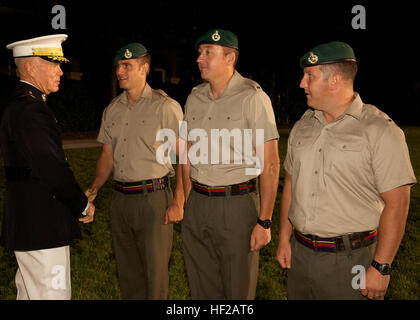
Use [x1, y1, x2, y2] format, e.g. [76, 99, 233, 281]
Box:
[98, 83, 183, 182]
[284, 93, 417, 237]
[182, 71, 279, 186]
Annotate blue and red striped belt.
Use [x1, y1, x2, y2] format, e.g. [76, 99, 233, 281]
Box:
[192, 178, 256, 197]
[294, 229, 378, 253]
[114, 176, 168, 194]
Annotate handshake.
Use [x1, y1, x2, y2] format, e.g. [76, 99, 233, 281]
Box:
[78, 186, 98, 224]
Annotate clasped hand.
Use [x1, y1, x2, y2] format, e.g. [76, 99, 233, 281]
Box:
[79, 188, 97, 224]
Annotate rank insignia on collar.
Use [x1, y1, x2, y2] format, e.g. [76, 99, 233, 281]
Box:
[308, 51, 318, 64]
[42, 94, 47, 102]
[212, 30, 220, 42]
[124, 49, 132, 59]
[28, 90, 36, 99]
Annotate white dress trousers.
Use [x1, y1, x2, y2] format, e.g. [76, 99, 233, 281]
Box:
[14, 245, 71, 300]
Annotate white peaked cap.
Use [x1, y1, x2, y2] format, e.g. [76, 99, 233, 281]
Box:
[6, 34, 69, 63]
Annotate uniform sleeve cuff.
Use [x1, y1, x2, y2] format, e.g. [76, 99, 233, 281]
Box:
[81, 201, 90, 216]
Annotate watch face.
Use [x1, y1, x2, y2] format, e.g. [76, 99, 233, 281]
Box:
[380, 265, 391, 275]
[258, 219, 272, 229]
[373, 260, 391, 275]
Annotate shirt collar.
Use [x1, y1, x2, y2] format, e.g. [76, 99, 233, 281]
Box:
[141, 83, 153, 99]
[311, 92, 363, 123]
[343, 92, 363, 120]
[203, 70, 242, 100]
[120, 82, 152, 104]
[223, 70, 242, 96]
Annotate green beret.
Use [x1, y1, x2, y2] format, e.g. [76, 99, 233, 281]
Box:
[114, 43, 148, 66]
[299, 41, 356, 69]
[195, 29, 239, 50]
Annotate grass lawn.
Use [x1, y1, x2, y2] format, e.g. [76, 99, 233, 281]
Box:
[0, 127, 419, 300]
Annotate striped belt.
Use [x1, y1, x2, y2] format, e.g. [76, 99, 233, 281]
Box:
[294, 229, 378, 253]
[192, 178, 256, 197]
[114, 176, 168, 195]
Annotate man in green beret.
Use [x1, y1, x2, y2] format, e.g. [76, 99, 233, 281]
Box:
[181, 29, 280, 299]
[85, 43, 184, 299]
[276, 41, 417, 299]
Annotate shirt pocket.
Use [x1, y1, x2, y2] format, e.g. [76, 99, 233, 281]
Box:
[135, 117, 160, 147]
[216, 112, 242, 131]
[107, 117, 123, 143]
[210, 113, 244, 165]
[290, 132, 316, 152]
[186, 112, 206, 132]
[327, 138, 367, 174]
[290, 123, 317, 148]
[289, 134, 317, 173]
[330, 140, 364, 152]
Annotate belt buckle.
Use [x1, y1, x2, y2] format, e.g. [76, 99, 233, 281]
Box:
[156, 176, 168, 191]
[334, 236, 345, 252]
[230, 184, 239, 194]
[349, 233, 363, 250]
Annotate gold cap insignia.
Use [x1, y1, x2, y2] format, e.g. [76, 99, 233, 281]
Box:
[124, 49, 132, 59]
[6, 34, 70, 63]
[212, 30, 221, 42]
[308, 52, 319, 64]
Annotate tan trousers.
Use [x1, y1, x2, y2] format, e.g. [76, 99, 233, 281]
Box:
[182, 189, 260, 300]
[110, 188, 173, 300]
[287, 235, 375, 300]
[14, 246, 71, 300]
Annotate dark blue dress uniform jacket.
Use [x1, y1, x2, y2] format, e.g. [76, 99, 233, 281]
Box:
[0, 81, 88, 251]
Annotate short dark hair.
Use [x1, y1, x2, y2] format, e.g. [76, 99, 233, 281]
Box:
[320, 61, 358, 83]
[222, 47, 239, 68]
[137, 53, 151, 74]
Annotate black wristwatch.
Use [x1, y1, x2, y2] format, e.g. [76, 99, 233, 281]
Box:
[257, 218, 272, 229]
[371, 260, 392, 275]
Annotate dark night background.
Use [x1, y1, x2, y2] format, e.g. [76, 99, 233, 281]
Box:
[0, 0, 419, 131]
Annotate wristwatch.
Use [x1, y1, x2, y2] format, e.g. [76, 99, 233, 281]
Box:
[257, 218, 272, 229]
[371, 260, 392, 275]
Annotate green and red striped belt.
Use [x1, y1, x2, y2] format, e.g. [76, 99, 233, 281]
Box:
[294, 229, 378, 253]
[192, 178, 256, 197]
[114, 176, 168, 195]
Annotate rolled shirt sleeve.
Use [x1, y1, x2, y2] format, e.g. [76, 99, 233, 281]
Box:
[247, 90, 279, 145]
[372, 122, 417, 193]
[163, 99, 184, 139]
[97, 107, 112, 145]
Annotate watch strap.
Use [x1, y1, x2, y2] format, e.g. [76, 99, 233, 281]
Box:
[371, 260, 391, 275]
[257, 218, 272, 229]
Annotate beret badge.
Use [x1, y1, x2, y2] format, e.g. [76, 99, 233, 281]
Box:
[211, 30, 221, 42]
[308, 52, 318, 64]
[124, 49, 133, 59]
